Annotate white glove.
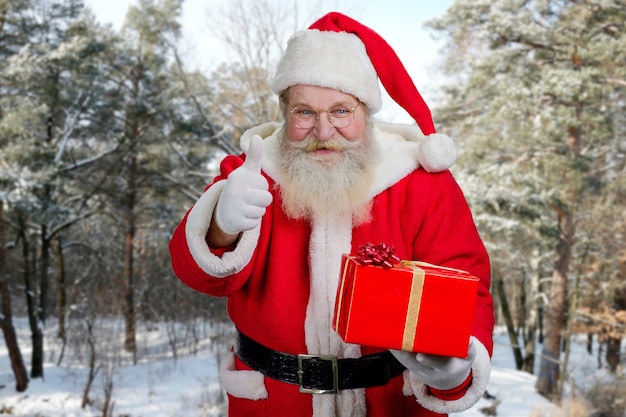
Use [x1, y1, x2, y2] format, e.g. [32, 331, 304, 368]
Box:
[215, 135, 273, 235]
[391, 339, 476, 390]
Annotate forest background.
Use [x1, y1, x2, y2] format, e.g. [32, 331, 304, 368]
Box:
[0, 0, 625, 414]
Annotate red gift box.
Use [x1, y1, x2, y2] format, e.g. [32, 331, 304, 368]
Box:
[333, 251, 479, 357]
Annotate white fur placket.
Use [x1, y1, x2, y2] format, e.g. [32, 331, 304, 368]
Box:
[306, 209, 366, 417]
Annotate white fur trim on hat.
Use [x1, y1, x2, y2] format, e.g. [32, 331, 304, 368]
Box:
[272, 29, 382, 112]
[417, 133, 457, 172]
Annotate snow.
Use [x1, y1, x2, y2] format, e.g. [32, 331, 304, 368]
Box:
[0, 321, 603, 417]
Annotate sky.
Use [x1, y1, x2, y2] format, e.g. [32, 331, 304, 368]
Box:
[82, 0, 455, 123]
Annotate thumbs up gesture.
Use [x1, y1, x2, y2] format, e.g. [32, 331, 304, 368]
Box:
[215, 135, 273, 235]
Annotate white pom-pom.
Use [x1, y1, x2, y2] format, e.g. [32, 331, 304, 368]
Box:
[417, 133, 457, 172]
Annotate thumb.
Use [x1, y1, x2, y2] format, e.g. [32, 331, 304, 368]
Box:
[242, 135, 264, 173]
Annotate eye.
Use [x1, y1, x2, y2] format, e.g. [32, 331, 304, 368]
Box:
[329, 106, 352, 118]
[292, 106, 316, 118]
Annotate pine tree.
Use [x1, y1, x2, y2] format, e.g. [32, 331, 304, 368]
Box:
[93, 0, 199, 359]
[0, 0, 94, 379]
[429, 0, 626, 401]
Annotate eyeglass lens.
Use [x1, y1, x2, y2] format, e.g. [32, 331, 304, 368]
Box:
[290, 103, 359, 129]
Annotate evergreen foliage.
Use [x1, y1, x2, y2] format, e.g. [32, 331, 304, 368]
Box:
[428, 0, 626, 400]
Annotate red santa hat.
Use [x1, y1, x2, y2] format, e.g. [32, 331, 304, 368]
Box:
[272, 12, 456, 172]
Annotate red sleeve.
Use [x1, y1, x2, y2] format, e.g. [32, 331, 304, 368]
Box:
[411, 170, 495, 356]
[212, 154, 245, 184]
[168, 213, 228, 296]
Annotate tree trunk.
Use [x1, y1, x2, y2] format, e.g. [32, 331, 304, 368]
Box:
[123, 222, 136, 356]
[495, 275, 524, 370]
[39, 223, 50, 325]
[81, 319, 97, 409]
[55, 236, 67, 341]
[521, 258, 540, 374]
[535, 207, 574, 401]
[35, 225, 50, 374]
[606, 287, 626, 372]
[55, 235, 68, 366]
[557, 271, 580, 402]
[522, 323, 536, 374]
[0, 204, 29, 392]
[19, 215, 44, 378]
[0, 296, 29, 391]
[123, 154, 137, 358]
[606, 337, 621, 372]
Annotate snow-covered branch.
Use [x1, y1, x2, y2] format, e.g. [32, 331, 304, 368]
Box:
[60, 147, 118, 172]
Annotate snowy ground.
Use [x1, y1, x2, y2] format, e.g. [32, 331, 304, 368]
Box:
[0, 320, 616, 417]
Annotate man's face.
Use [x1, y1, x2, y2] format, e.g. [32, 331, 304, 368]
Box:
[283, 85, 367, 156]
[277, 85, 377, 223]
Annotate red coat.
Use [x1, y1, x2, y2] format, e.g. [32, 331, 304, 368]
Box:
[169, 123, 494, 417]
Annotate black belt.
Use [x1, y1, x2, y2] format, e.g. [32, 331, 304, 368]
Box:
[236, 331, 406, 394]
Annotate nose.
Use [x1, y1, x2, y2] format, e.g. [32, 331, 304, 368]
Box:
[313, 111, 336, 141]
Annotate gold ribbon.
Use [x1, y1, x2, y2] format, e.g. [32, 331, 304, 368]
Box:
[401, 263, 426, 351]
[334, 256, 353, 325]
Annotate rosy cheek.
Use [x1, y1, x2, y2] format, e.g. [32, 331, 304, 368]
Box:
[340, 122, 364, 142]
[286, 122, 309, 141]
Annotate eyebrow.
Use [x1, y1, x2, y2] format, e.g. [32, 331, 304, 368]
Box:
[290, 100, 358, 108]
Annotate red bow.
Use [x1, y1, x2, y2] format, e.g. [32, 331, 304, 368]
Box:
[356, 242, 401, 268]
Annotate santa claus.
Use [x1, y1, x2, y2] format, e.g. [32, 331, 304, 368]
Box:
[169, 11, 494, 417]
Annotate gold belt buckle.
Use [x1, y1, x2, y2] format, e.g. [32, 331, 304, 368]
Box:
[297, 354, 338, 394]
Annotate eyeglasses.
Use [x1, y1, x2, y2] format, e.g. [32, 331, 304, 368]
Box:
[288, 102, 361, 129]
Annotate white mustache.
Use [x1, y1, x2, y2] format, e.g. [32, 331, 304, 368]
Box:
[289, 136, 362, 153]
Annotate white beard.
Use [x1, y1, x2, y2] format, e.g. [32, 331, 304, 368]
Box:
[276, 126, 379, 226]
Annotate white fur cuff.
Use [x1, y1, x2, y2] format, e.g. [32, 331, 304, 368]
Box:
[408, 337, 492, 414]
[219, 351, 268, 400]
[185, 181, 260, 278]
